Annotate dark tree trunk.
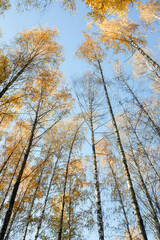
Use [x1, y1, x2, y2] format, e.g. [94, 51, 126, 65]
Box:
[58, 126, 81, 240]
[34, 154, 61, 240]
[0, 102, 39, 240]
[118, 74, 160, 137]
[97, 59, 148, 240]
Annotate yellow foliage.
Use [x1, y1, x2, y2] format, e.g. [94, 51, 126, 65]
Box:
[140, 0, 160, 26]
[0, 50, 10, 84]
[82, 0, 140, 19]
[75, 32, 105, 63]
[97, 18, 146, 53]
[13, 25, 64, 66]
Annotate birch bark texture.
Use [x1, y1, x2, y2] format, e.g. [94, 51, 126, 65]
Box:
[97, 60, 148, 240]
[74, 73, 104, 240]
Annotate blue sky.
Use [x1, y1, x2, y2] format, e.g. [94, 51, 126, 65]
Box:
[0, 1, 92, 85]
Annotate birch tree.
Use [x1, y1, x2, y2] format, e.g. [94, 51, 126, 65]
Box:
[76, 34, 148, 240]
[74, 72, 105, 240]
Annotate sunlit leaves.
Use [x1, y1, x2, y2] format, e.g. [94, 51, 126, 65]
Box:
[97, 18, 146, 53]
[0, 50, 10, 85]
[75, 32, 105, 63]
[140, 0, 160, 27]
[13, 25, 63, 67]
[83, 0, 140, 19]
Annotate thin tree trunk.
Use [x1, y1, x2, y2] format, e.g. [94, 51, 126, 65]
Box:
[58, 126, 81, 240]
[118, 74, 160, 137]
[97, 59, 148, 240]
[68, 183, 72, 240]
[22, 166, 44, 240]
[130, 40, 160, 73]
[34, 154, 61, 240]
[4, 175, 35, 240]
[0, 141, 20, 175]
[0, 150, 24, 212]
[0, 56, 35, 99]
[120, 102, 160, 181]
[89, 112, 104, 240]
[0, 102, 39, 240]
[107, 160, 133, 240]
[127, 137, 160, 239]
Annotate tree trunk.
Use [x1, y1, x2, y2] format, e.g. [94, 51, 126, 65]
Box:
[0, 56, 35, 99]
[87, 80, 104, 240]
[90, 119, 104, 240]
[127, 137, 160, 239]
[0, 151, 23, 212]
[4, 175, 35, 240]
[68, 183, 72, 240]
[107, 160, 133, 240]
[97, 59, 148, 240]
[120, 102, 160, 181]
[34, 154, 60, 240]
[0, 102, 39, 240]
[58, 126, 81, 240]
[130, 40, 160, 73]
[118, 74, 160, 137]
[22, 167, 44, 240]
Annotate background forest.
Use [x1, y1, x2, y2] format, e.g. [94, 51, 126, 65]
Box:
[0, 0, 160, 239]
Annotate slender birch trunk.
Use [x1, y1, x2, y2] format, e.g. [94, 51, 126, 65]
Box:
[90, 113, 104, 240]
[58, 126, 81, 240]
[130, 40, 160, 73]
[87, 79, 104, 240]
[68, 183, 72, 240]
[97, 59, 148, 240]
[0, 102, 39, 240]
[118, 74, 160, 137]
[22, 167, 44, 240]
[74, 76, 104, 240]
[34, 154, 61, 240]
[127, 137, 160, 239]
[0, 151, 23, 212]
[4, 175, 35, 240]
[120, 103, 160, 181]
[107, 160, 133, 240]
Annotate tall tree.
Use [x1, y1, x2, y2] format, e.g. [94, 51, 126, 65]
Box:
[96, 139, 133, 240]
[76, 34, 148, 240]
[113, 65, 160, 137]
[0, 54, 73, 239]
[0, 98, 40, 240]
[74, 72, 105, 240]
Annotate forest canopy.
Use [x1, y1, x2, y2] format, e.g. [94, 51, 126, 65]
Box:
[0, 0, 160, 240]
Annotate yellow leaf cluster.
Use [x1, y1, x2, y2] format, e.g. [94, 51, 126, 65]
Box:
[97, 18, 146, 53]
[13, 26, 63, 67]
[0, 50, 10, 84]
[83, 0, 140, 19]
[140, 0, 160, 26]
[75, 32, 105, 63]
